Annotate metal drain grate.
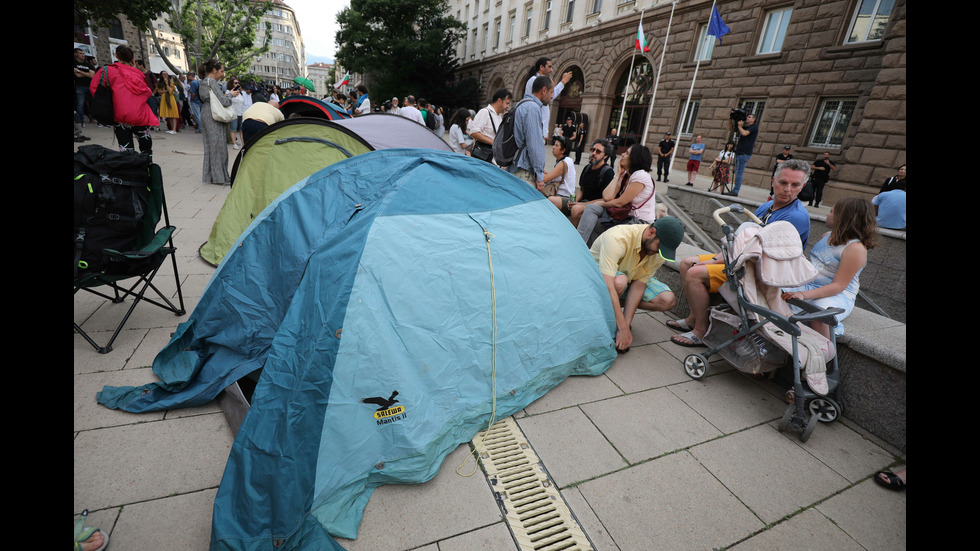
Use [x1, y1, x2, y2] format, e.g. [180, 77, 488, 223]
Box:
[472, 417, 594, 551]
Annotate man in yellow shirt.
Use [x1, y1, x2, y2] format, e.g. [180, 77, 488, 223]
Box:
[590, 217, 685, 352]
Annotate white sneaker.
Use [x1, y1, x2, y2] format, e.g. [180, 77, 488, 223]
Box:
[233, 144, 241, 149]
[166, 130, 177, 134]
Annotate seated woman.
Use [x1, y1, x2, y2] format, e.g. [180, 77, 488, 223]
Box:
[781, 197, 878, 338]
[571, 144, 656, 243]
[545, 136, 577, 213]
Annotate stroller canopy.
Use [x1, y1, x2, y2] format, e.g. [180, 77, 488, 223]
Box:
[99, 149, 617, 549]
[199, 119, 374, 266]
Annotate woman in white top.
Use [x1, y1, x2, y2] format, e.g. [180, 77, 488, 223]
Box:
[434, 107, 445, 138]
[572, 144, 656, 241]
[545, 136, 577, 214]
[709, 140, 735, 192]
[448, 108, 472, 155]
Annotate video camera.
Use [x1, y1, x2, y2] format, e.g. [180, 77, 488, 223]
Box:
[729, 108, 748, 123]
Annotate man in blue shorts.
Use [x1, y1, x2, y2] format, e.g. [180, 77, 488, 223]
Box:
[670, 159, 811, 346]
[590, 217, 686, 352]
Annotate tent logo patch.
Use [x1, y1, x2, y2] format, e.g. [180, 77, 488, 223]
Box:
[362, 391, 406, 425]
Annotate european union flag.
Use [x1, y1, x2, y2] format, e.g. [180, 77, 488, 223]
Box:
[708, 5, 731, 41]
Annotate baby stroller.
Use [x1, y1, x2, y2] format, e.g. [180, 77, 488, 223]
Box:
[682, 205, 844, 442]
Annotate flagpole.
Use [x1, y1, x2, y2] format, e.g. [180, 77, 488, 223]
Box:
[671, 0, 716, 170]
[617, 9, 643, 137]
[642, 1, 677, 147]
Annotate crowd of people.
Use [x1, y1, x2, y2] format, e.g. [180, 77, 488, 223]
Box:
[75, 47, 905, 355]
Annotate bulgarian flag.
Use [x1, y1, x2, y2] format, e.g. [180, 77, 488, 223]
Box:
[635, 21, 651, 52]
[333, 72, 350, 89]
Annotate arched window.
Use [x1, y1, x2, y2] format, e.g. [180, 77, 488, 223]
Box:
[608, 57, 653, 151]
[109, 17, 124, 40]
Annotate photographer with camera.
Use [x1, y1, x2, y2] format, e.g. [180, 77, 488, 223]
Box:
[730, 112, 758, 196]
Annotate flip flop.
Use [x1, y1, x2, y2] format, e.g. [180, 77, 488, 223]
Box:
[666, 319, 692, 332]
[671, 331, 704, 347]
[873, 470, 906, 491]
[74, 510, 109, 551]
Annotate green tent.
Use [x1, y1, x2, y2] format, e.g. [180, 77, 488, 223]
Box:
[199, 119, 374, 266]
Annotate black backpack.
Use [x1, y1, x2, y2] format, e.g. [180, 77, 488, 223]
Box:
[492, 98, 534, 168]
[91, 66, 115, 126]
[74, 146, 152, 278]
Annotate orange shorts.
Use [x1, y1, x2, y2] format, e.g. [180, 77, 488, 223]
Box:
[697, 254, 727, 293]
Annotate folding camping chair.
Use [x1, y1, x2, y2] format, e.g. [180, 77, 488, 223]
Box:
[74, 162, 186, 353]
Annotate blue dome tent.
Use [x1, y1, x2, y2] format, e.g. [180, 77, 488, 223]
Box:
[99, 149, 617, 549]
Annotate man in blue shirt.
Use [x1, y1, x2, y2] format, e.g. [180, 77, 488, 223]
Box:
[670, 159, 811, 347]
[188, 74, 203, 133]
[872, 188, 906, 230]
[509, 75, 553, 191]
[730, 113, 758, 196]
[687, 134, 705, 186]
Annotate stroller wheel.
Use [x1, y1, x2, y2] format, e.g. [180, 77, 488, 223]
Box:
[807, 397, 842, 424]
[800, 412, 819, 442]
[683, 354, 709, 379]
[777, 403, 794, 432]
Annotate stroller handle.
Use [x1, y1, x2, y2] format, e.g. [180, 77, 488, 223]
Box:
[712, 204, 764, 227]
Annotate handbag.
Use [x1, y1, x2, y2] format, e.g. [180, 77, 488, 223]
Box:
[471, 108, 496, 163]
[207, 79, 235, 123]
[606, 173, 653, 221]
[91, 66, 114, 126]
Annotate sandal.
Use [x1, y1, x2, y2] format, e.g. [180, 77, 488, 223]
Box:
[873, 470, 906, 491]
[666, 319, 692, 332]
[671, 331, 704, 347]
[74, 509, 109, 551]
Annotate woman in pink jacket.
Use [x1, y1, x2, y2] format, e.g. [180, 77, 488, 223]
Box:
[91, 45, 157, 158]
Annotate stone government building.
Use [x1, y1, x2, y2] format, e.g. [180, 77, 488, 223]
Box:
[452, 0, 905, 201]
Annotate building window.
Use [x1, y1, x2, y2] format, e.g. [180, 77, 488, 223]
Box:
[109, 17, 125, 40]
[565, 0, 575, 23]
[680, 100, 700, 136]
[494, 17, 501, 48]
[525, 6, 533, 37]
[509, 12, 516, 41]
[694, 24, 714, 61]
[543, 1, 552, 30]
[846, 0, 894, 43]
[482, 23, 488, 51]
[591, 0, 602, 14]
[809, 98, 856, 147]
[757, 7, 792, 54]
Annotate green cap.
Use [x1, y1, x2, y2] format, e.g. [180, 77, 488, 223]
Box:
[653, 217, 685, 262]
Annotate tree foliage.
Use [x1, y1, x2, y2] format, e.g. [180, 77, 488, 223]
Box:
[164, 0, 272, 74]
[335, 0, 468, 107]
[74, 0, 170, 31]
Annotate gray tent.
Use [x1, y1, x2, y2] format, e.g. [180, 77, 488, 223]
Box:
[333, 113, 451, 152]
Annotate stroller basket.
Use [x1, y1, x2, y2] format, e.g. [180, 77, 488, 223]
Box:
[702, 305, 788, 374]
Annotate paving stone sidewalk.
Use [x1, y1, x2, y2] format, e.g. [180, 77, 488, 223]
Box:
[74, 125, 904, 550]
